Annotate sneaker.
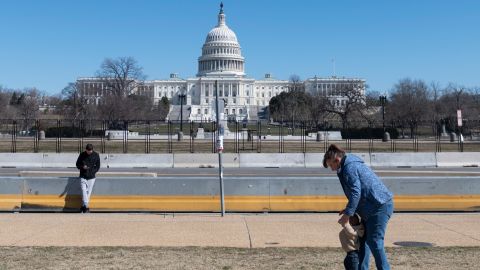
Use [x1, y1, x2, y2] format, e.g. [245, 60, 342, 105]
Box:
[80, 206, 86, 213]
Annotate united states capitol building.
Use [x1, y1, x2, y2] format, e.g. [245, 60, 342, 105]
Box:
[77, 3, 365, 122]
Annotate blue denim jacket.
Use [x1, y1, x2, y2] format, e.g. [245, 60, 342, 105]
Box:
[337, 154, 393, 220]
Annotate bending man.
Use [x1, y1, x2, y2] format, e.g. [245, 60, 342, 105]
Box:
[323, 144, 393, 270]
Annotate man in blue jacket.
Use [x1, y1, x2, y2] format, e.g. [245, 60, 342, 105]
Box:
[323, 144, 393, 270]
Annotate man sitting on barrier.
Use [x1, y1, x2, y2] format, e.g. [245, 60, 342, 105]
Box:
[76, 144, 100, 213]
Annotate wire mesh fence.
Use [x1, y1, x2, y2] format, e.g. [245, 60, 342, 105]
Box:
[0, 119, 479, 153]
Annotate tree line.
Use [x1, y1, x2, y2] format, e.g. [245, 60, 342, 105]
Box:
[269, 76, 480, 134]
[0, 57, 170, 124]
[1, 57, 479, 133]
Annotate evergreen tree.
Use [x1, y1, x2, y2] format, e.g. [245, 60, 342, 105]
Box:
[10, 92, 17, 105]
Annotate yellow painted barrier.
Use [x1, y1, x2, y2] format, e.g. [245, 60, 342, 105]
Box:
[7, 194, 480, 212]
[0, 194, 22, 210]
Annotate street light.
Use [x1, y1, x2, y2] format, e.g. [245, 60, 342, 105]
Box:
[215, 79, 225, 217]
[379, 95, 387, 132]
[178, 90, 187, 132]
[379, 95, 390, 142]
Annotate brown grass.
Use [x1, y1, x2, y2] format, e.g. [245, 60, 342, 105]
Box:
[0, 246, 479, 270]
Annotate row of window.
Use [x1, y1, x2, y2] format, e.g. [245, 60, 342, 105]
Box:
[157, 86, 185, 90]
[203, 47, 239, 55]
[206, 35, 236, 42]
[256, 86, 285, 90]
[204, 89, 238, 97]
[204, 98, 237, 104]
[196, 108, 244, 115]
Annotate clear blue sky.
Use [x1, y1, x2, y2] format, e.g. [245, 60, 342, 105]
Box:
[0, 0, 479, 95]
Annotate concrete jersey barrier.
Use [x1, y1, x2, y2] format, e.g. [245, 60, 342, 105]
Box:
[2, 152, 480, 168]
[2, 175, 480, 212]
[239, 153, 305, 168]
[0, 153, 44, 168]
[173, 153, 240, 168]
[107, 154, 173, 168]
[436, 152, 480, 167]
[370, 152, 437, 167]
[43, 153, 86, 168]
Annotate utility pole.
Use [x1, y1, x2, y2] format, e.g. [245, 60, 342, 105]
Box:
[379, 95, 387, 132]
[379, 95, 390, 142]
[215, 79, 225, 216]
[178, 91, 186, 132]
[456, 88, 464, 152]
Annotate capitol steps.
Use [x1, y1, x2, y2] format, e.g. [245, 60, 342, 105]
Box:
[168, 105, 191, 122]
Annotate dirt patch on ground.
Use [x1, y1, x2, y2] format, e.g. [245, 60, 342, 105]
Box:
[0, 246, 479, 269]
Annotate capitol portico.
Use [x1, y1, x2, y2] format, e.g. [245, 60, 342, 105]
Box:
[77, 3, 365, 122]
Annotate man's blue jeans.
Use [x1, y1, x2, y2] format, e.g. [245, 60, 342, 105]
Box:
[359, 200, 393, 270]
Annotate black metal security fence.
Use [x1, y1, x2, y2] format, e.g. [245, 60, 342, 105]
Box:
[0, 119, 479, 153]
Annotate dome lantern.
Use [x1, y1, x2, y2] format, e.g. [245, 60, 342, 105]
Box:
[197, 3, 245, 77]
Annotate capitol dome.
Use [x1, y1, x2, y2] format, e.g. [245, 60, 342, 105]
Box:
[197, 3, 245, 77]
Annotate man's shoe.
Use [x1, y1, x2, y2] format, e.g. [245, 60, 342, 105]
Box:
[80, 206, 86, 213]
[85, 208, 90, 213]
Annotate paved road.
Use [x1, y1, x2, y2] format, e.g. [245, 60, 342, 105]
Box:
[1, 213, 479, 247]
[1, 167, 480, 177]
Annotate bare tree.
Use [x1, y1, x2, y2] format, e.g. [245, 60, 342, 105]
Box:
[16, 88, 41, 120]
[0, 86, 13, 117]
[356, 90, 382, 126]
[430, 81, 443, 122]
[95, 57, 147, 121]
[308, 91, 330, 128]
[447, 83, 466, 111]
[388, 78, 430, 137]
[288, 74, 304, 92]
[325, 83, 366, 129]
[96, 57, 146, 97]
[469, 87, 480, 119]
[435, 83, 467, 131]
[61, 82, 96, 120]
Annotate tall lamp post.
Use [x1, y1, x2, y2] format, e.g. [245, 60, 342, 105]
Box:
[178, 91, 187, 132]
[379, 95, 390, 142]
[215, 79, 225, 216]
[455, 89, 464, 152]
[379, 95, 387, 131]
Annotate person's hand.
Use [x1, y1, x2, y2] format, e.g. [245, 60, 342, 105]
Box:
[83, 165, 88, 169]
[338, 213, 350, 227]
[339, 209, 345, 215]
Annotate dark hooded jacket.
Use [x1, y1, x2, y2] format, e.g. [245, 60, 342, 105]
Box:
[76, 151, 100, 180]
[337, 154, 393, 221]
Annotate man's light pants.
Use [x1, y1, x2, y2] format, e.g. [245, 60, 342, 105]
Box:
[80, 178, 96, 207]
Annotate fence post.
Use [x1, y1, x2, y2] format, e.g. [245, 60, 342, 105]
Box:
[101, 120, 106, 154]
[122, 120, 128, 153]
[211, 121, 216, 153]
[145, 121, 150, 154]
[435, 121, 441, 152]
[189, 121, 194, 153]
[167, 121, 172, 153]
[11, 120, 17, 153]
[323, 120, 329, 152]
[56, 119, 61, 153]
